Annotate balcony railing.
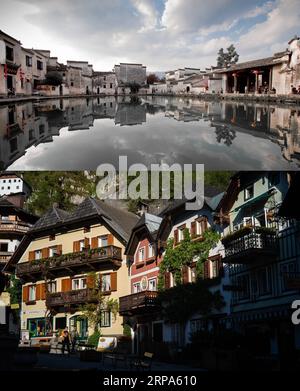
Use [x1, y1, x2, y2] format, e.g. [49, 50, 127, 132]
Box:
[46, 288, 97, 308]
[0, 251, 13, 264]
[119, 291, 159, 315]
[0, 221, 31, 234]
[16, 245, 122, 279]
[223, 227, 277, 263]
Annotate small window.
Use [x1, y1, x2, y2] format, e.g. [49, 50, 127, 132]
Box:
[110, 83, 113, 88]
[100, 311, 111, 327]
[133, 283, 141, 293]
[103, 84, 106, 88]
[101, 274, 111, 292]
[49, 246, 59, 257]
[0, 242, 8, 252]
[178, 226, 185, 241]
[29, 285, 36, 301]
[98, 235, 108, 247]
[26, 56, 32, 67]
[48, 281, 57, 293]
[244, 185, 254, 201]
[72, 278, 87, 290]
[148, 244, 154, 258]
[79, 240, 85, 251]
[35, 250, 42, 260]
[6, 46, 14, 61]
[138, 247, 145, 262]
[148, 278, 157, 291]
[37, 60, 43, 70]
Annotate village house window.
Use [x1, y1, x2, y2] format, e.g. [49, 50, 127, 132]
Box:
[257, 267, 272, 295]
[148, 243, 154, 258]
[190, 267, 197, 283]
[48, 281, 57, 293]
[72, 277, 87, 291]
[71, 82, 74, 87]
[28, 285, 36, 301]
[100, 311, 111, 327]
[34, 249, 42, 260]
[49, 246, 59, 257]
[98, 235, 108, 247]
[110, 83, 113, 88]
[133, 282, 141, 293]
[0, 242, 9, 252]
[79, 240, 85, 251]
[26, 56, 32, 67]
[281, 262, 296, 292]
[103, 84, 106, 88]
[101, 274, 111, 292]
[148, 278, 157, 291]
[138, 247, 145, 262]
[37, 60, 43, 70]
[178, 225, 185, 242]
[6, 46, 14, 62]
[244, 184, 254, 201]
[237, 275, 250, 300]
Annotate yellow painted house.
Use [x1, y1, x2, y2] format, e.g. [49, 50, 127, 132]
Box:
[5, 197, 138, 341]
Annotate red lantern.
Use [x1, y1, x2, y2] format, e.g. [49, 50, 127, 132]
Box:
[19, 68, 24, 80]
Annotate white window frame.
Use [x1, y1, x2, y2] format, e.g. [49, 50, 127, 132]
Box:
[101, 274, 111, 292]
[148, 278, 157, 291]
[138, 247, 145, 262]
[98, 235, 108, 247]
[35, 250, 42, 260]
[29, 285, 36, 301]
[148, 244, 154, 258]
[133, 282, 141, 293]
[72, 277, 87, 290]
[48, 281, 57, 293]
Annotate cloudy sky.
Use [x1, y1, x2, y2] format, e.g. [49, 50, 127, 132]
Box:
[0, 0, 299, 71]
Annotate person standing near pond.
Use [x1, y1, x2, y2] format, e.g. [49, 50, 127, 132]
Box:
[61, 327, 71, 356]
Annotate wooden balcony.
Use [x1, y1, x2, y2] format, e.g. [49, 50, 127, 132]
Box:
[0, 221, 31, 235]
[46, 288, 97, 310]
[119, 291, 159, 316]
[16, 246, 122, 281]
[0, 251, 13, 263]
[222, 227, 277, 264]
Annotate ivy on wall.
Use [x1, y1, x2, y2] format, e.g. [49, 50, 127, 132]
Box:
[158, 228, 220, 290]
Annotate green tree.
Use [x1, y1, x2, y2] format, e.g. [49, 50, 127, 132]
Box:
[23, 171, 97, 215]
[158, 228, 220, 289]
[217, 44, 239, 68]
[80, 273, 119, 334]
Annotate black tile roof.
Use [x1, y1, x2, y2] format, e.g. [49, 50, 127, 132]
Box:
[31, 198, 138, 243]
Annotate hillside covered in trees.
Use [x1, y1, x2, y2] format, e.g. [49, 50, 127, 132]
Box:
[23, 171, 234, 216]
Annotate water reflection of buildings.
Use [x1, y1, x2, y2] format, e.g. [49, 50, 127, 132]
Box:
[0, 97, 299, 169]
[144, 97, 300, 166]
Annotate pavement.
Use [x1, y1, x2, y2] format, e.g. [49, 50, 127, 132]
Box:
[34, 353, 205, 372]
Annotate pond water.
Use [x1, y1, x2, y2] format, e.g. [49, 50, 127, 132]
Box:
[1, 96, 299, 170]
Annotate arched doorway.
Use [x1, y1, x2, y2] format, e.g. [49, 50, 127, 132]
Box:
[69, 315, 88, 340]
[186, 86, 190, 93]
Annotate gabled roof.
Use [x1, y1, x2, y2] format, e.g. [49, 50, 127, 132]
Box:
[31, 197, 138, 243]
[31, 206, 70, 231]
[125, 212, 162, 256]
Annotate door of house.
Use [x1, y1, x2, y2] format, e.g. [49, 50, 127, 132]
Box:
[69, 315, 88, 340]
[6, 76, 13, 93]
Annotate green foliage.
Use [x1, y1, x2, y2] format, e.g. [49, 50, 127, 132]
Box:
[80, 273, 119, 333]
[88, 331, 101, 347]
[217, 45, 239, 68]
[157, 281, 224, 324]
[123, 324, 132, 338]
[204, 171, 234, 191]
[158, 228, 220, 289]
[6, 274, 22, 304]
[23, 171, 97, 215]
